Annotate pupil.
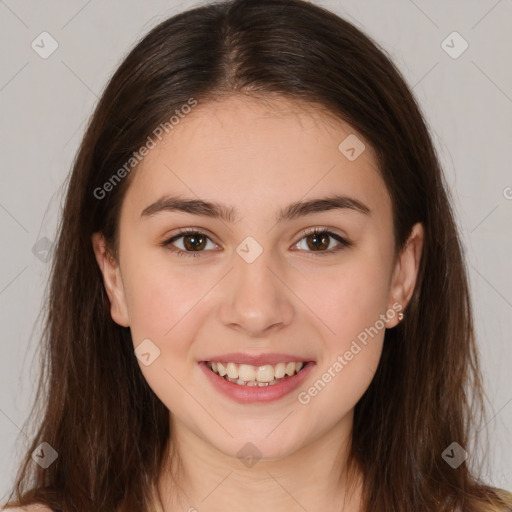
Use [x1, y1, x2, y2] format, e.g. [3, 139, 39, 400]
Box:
[184, 234, 206, 251]
[309, 233, 328, 251]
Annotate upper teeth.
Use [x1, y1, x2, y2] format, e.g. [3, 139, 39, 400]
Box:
[208, 361, 305, 383]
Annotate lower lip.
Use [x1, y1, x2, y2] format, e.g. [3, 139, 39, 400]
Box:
[198, 361, 316, 404]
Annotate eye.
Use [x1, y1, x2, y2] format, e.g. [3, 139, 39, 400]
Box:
[162, 227, 352, 258]
[162, 229, 219, 258]
[292, 228, 352, 255]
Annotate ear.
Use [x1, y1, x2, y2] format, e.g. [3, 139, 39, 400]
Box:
[91, 232, 130, 327]
[386, 222, 424, 328]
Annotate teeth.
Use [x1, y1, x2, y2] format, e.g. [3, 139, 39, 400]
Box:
[285, 362, 296, 376]
[274, 362, 286, 379]
[217, 362, 227, 377]
[207, 360, 307, 385]
[238, 364, 256, 381]
[256, 364, 274, 382]
[226, 362, 238, 379]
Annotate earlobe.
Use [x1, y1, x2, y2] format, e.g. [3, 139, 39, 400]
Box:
[387, 222, 424, 327]
[91, 232, 130, 327]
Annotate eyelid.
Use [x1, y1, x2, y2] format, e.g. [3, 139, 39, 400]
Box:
[165, 226, 218, 243]
[295, 225, 348, 242]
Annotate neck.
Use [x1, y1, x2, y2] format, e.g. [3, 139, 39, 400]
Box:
[156, 412, 363, 512]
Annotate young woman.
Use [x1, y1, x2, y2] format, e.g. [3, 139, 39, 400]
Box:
[3, 0, 511, 511]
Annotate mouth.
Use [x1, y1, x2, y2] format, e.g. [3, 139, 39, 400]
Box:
[198, 352, 316, 403]
[204, 360, 312, 387]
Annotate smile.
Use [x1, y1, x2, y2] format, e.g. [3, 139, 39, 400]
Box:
[199, 360, 316, 403]
[206, 360, 306, 386]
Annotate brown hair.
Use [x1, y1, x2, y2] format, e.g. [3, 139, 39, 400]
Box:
[3, 0, 511, 510]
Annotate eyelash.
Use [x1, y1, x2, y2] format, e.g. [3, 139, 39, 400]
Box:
[161, 227, 353, 258]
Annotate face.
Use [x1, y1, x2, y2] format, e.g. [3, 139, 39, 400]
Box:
[93, 95, 423, 461]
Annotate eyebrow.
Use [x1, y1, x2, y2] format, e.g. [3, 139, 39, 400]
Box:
[140, 193, 371, 223]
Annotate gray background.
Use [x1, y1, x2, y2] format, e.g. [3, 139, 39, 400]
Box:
[1, 0, 511, 498]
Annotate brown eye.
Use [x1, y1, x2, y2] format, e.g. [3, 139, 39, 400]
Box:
[294, 229, 352, 255]
[162, 230, 218, 257]
[182, 233, 207, 251]
[305, 232, 331, 251]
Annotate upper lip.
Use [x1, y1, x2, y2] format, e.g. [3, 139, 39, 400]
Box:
[201, 353, 315, 366]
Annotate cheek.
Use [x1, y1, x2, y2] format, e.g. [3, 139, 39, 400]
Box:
[299, 284, 387, 422]
[122, 260, 210, 413]
[304, 253, 392, 346]
[297, 250, 390, 408]
[300, 337, 383, 425]
[122, 238, 209, 339]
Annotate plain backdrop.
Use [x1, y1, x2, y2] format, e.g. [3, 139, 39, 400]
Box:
[1, 0, 511, 499]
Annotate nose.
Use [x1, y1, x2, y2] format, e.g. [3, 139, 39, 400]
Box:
[218, 247, 295, 337]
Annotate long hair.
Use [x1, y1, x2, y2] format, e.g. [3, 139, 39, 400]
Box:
[4, 0, 511, 510]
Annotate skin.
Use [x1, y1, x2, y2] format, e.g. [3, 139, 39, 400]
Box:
[92, 95, 424, 512]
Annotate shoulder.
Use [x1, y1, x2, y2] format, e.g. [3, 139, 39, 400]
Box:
[480, 487, 512, 512]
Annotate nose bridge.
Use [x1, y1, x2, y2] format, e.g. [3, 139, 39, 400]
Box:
[219, 237, 294, 335]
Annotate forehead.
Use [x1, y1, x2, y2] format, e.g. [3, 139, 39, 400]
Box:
[123, 95, 390, 221]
